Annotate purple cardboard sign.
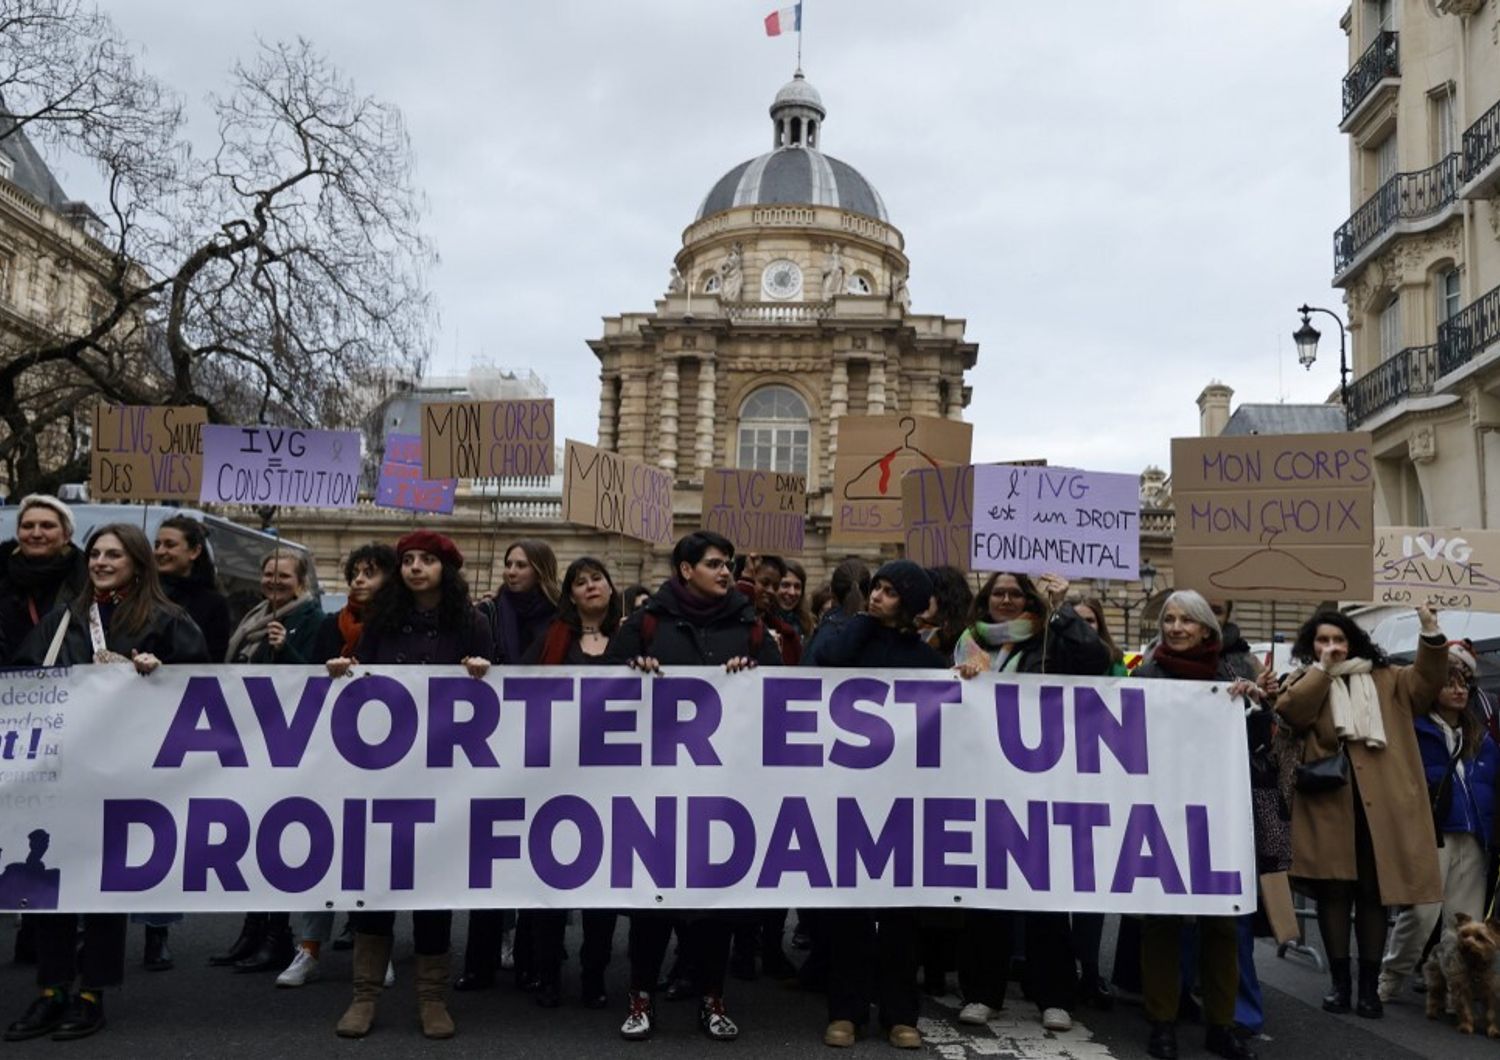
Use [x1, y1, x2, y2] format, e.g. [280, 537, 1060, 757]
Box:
[376, 434, 457, 514]
[970, 465, 1140, 580]
[199, 425, 363, 508]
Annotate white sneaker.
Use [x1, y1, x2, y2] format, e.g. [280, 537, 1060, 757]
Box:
[958, 1002, 995, 1025]
[383, 959, 396, 988]
[500, 927, 516, 971]
[1377, 973, 1402, 1003]
[275, 948, 320, 987]
[1042, 1007, 1072, 1032]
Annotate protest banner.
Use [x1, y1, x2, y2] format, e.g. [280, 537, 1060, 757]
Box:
[561, 440, 674, 547]
[199, 425, 362, 509]
[1373, 527, 1500, 613]
[901, 465, 975, 570]
[1171, 432, 1374, 602]
[831, 414, 972, 544]
[89, 404, 205, 501]
[375, 433, 457, 515]
[0, 664, 1254, 915]
[969, 465, 1140, 580]
[701, 468, 806, 554]
[421, 399, 555, 479]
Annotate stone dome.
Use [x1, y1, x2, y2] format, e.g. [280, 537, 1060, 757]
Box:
[694, 71, 888, 224]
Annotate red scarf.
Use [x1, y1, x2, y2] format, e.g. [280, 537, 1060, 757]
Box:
[1151, 641, 1223, 680]
[536, 620, 576, 665]
[337, 603, 365, 658]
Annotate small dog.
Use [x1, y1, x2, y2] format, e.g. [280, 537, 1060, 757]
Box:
[1425, 912, 1500, 1036]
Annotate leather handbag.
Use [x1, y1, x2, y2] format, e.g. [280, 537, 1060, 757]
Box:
[1294, 747, 1349, 794]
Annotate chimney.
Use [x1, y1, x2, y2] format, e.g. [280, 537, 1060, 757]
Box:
[1197, 382, 1233, 437]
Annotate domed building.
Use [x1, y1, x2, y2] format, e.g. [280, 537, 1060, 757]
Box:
[590, 71, 980, 581]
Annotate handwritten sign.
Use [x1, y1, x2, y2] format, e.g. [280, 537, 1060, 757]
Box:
[1373, 527, 1500, 613]
[701, 468, 806, 554]
[375, 434, 456, 514]
[420, 399, 554, 479]
[199, 425, 362, 509]
[969, 465, 1140, 579]
[902, 465, 974, 570]
[1171, 432, 1374, 602]
[89, 404, 206, 501]
[561, 440, 674, 546]
[831, 414, 972, 544]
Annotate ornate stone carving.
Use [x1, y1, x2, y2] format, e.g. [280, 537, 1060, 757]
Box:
[1409, 425, 1438, 465]
[1489, 195, 1500, 242]
[1436, 0, 1485, 15]
[667, 266, 684, 294]
[719, 241, 744, 302]
[819, 242, 846, 301]
[892, 273, 911, 311]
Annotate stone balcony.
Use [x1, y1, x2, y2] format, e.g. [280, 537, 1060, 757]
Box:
[1460, 94, 1500, 200]
[1332, 153, 1460, 282]
[1437, 282, 1500, 377]
[1346, 345, 1437, 425]
[1340, 31, 1399, 132]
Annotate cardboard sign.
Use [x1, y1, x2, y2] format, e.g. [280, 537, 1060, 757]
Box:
[89, 404, 205, 501]
[1171, 432, 1374, 602]
[901, 465, 975, 570]
[561, 440, 673, 546]
[420, 399, 554, 479]
[831, 414, 973, 544]
[701, 468, 806, 554]
[970, 465, 1140, 580]
[199, 425, 362, 508]
[1373, 527, 1500, 612]
[375, 434, 457, 514]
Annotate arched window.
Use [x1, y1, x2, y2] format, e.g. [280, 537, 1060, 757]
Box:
[738, 385, 810, 474]
[703, 273, 721, 294]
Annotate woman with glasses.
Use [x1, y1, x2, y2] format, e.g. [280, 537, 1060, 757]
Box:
[1377, 641, 1498, 1002]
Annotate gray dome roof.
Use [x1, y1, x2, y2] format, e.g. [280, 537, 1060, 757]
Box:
[696, 147, 888, 222]
[772, 74, 824, 113]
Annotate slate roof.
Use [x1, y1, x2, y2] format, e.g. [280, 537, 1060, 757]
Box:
[1221, 404, 1347, 436]
[0, 98, 70, 208]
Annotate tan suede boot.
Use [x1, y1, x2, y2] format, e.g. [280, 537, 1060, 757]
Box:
[415, 953, 455, 1039]
[335, 933, 393, 1038]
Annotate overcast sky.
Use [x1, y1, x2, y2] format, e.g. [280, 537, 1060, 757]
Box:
[56, 0, 1353, 474]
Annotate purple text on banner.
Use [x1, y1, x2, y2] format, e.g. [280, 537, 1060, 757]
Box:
[970, 465, 1140, 580]
[199, 425, 363, 509]
[376, 433, 456, 514]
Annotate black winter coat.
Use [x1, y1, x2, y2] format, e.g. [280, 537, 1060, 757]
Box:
[0, 541, 87, 664]
[1006, 605, 1112, 676]
[161, 574, 232, 663]
[605, 582, 782, 668]
[16, 601, 209, 667]
[811, 613, 947, 670]
[354, 606, 494, 666]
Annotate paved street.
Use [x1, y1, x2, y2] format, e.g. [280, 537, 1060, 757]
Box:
[0, 913, 1488, 1058]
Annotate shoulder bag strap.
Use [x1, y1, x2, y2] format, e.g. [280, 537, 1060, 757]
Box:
[42, 612, 71, 667]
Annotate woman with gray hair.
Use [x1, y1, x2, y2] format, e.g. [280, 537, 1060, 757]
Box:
[1130, 590, 1265, 1060]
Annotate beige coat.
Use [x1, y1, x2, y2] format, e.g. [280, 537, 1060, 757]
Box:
[1275, 636, 1446, 906]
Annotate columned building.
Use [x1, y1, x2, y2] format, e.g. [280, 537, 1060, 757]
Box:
[1335, 0, 1500, 527]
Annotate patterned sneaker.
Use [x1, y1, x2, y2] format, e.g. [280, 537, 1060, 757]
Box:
[699, 995, 739, 1041]
[275, 947, 320, 988]
[620, 991, 654, 1040]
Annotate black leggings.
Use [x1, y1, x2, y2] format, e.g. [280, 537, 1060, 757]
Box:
[1313, 783, 1386, 963]
[351, 910, 452, 956]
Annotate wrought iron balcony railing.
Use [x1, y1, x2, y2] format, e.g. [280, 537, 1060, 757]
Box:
[1462, 95, 1500, 183]
[1438, 283, 1500, 376]
[1333, 154, 1460, 274]
[1342, 31, 1399, 122]
[1346, 345, 1437, 424]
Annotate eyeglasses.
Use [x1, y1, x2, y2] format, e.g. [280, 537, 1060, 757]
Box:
[990, 589, 1027, 601]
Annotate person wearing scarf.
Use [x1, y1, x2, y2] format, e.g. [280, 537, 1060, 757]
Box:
[4, 524, 206, 1043]
[1131, 591, 1265, 1060]
[737, 554, 801, 666]
[0, 494, 87, 665]
[153, 515, 232, 666]
[604, 530, 783, 1044]
[1277, 605, 1448, 1024]
[951, 571, 1111, 1041]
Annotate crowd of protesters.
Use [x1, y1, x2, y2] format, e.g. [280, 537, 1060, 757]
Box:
[0, 491, 1492, 1059]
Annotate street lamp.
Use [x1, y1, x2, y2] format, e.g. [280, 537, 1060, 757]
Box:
[1105, 560, 1159, 651]
[1293, 304, 1351, 427]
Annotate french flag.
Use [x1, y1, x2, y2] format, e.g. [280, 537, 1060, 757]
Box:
[764, 3, 801, 37]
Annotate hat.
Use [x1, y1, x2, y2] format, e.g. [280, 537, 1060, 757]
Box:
[1448, 640, 1478, 677]
[17, 494, 75, 539]
[872, 560, 935, 622]
[395, 530, 464, 570]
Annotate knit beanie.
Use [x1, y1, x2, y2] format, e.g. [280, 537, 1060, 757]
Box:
[1448, 640, 1478, 678]
[872, 560, 935, 623]
[18, 494, 75, 539]
[396, 530, 464, 570]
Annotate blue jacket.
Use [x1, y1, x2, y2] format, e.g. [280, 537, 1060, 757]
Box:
[1415, 715, 1499, 846]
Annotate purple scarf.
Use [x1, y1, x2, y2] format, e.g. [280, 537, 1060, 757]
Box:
[492, 587, 557, 664]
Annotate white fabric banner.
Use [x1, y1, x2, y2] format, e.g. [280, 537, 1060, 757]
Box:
[0, 664, 1256, 915]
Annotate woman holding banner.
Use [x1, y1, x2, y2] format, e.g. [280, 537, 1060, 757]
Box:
[1277, 605, 1447, 1021]
[1131, 590, 1263, 1060]
[520, 556, 624, 1009]
[4, 523, 208, 1042]
[952, 571, 1110, 1036]
[328, 530, 493, 1040]
[0, 495, 87, 667]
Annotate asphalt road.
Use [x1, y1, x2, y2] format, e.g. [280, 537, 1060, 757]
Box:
[0, 913, 1487, 1058]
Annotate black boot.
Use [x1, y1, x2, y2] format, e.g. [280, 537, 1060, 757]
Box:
[143, 926, 174, 971]
[234, 924, 293, 972]
[1205, 1024, 1257, 1059]
[209, 914, 265, 967]
[1322, 957, 1351, 1013]
[1146, 1021, 1178, 1060]
[4, 991, 68, 1042]
[1356, 960, 1383, 1019]
[51, 991, 105, 1041]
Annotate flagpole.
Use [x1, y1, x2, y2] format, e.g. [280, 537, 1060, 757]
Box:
[797, 1, 803, 69]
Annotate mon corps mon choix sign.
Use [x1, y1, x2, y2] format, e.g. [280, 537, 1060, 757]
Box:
[90, 404, 205, 501]
[561, 440, 674, 547]
[1171, 432, 1374, 602]
[420, 399, 555, 479]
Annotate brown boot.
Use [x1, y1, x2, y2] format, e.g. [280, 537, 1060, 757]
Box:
[336, 933, 393, 1038]
[416, 953, 455, 1039]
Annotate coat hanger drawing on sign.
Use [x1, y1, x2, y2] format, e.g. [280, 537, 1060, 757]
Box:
[1208, 529, 1347, 595]
[842, 417, 943, 500]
